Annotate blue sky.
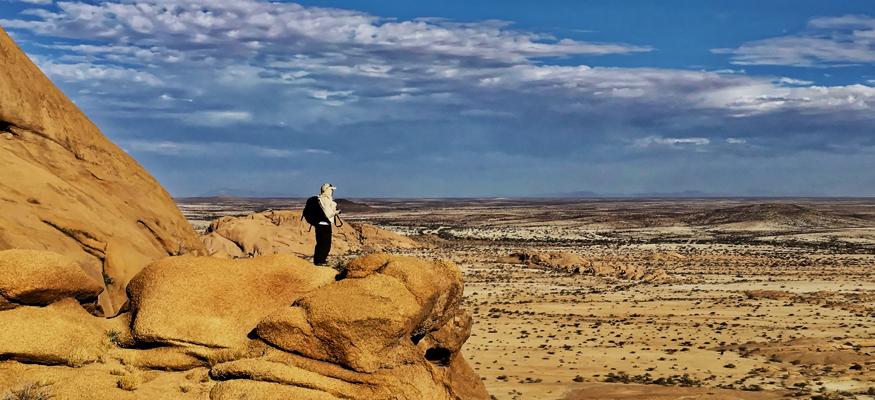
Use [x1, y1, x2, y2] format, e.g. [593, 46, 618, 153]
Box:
[2, 0, 875, 197]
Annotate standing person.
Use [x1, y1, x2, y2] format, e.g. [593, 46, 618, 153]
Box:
[314, 183, 340, 266]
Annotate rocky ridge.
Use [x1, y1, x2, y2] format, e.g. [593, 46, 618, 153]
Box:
[199, 210, 421, 259]
[500, 251, 671, 281]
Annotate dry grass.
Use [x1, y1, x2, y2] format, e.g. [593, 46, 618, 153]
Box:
[2, 379, 54, 400]
[117, 372, 142, 391]
[65, 348, 89, 368]
[110, 365, 136, 376]
[119, 351, 137, 367]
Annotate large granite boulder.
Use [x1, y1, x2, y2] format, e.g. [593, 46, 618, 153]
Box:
[257, 273, 424, 373]
[0, 26, 205, 316]
[0, 298, 108, 365]
[251, 254, 486, 399]
[127, 254, 337, 348]
[0, 249, 102, 306]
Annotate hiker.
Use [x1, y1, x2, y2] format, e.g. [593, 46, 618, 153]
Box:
[313, 183, 340, 266]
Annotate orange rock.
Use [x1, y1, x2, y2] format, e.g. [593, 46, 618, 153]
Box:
[258, 273, 422, 373]
[127, 254, 336, 348]
[0, 26, 204, 315]
[200, 210, 420, 258]
[343, 251, 391, 278]
[0, 249, 102, 306]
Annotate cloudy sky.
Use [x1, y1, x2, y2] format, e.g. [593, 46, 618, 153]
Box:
[2, 0, 875, 197]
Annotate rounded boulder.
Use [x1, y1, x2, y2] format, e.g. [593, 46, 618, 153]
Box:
[0, 249, 102, 305]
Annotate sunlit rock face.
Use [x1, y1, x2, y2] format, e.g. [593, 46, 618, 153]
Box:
[0, 25, 206, 316]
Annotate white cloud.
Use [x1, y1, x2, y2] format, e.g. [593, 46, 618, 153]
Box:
[123, 139, 328, 158]
[701, 83, 875, 115]
[0, 0, 649, 64]
[777, 77, 814, 86]
[714, 15, 875, 67]
[36, 61, 162, 85]
[726, 138, 746, 144]
[4, 0, 872, 123]
[179, 111, 253, 126]
[634, 136, 710, 148]
[4, 0, 53, 4]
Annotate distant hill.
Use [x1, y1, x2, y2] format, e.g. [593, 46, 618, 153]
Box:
[680, 203, 868, 229]
[335, 199, 375, 213]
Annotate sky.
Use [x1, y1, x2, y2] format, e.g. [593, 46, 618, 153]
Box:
[2, 0, 875, 197]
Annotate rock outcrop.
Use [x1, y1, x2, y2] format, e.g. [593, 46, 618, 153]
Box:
[200, 210, 420, 258]
[500, 251, 670, 281]
[0, 252, 488, 399]
[127, 254, 337, 349]
[0, 26, 486, 400]
[0, 25, 205, 315]
[0, 249, 102, 307]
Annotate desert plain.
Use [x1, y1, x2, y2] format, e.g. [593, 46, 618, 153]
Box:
[178, 197, 875, 400]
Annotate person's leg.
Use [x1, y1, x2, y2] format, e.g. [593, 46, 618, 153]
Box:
[314, 224, 332, 265]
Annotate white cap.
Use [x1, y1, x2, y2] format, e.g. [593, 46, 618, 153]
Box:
[321, 183, 336, 193]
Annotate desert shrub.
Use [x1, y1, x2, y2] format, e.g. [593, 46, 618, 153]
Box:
[66, 348, 89, 368]
[117, 372, 142, 391]
[2, 380, 54, 400]
[102, 271, 114, 286]
[604, 372, 701, 387]
[105, 330, 121, 347]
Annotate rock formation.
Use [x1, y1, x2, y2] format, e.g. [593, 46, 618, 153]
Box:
[0, 25, 205, 316]
[0, 26, 487, 399]
[200, 210, 420, 258]
[500, 251, 670, 281]
[0, 252, 489, 399]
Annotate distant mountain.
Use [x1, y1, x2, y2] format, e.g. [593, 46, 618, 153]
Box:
[630, 190, 727, 198]
[533, 190, 602, 198]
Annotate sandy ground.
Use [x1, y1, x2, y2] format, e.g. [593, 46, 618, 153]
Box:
[174, 197, 875, 399]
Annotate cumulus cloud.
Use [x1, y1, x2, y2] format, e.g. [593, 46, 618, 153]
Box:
[3, 1, 872, 121]
[714, 15, 875, 67]
[0, 0, 649, 64]
[3, 2, 875, 196]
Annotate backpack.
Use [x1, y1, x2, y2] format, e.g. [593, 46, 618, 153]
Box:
[301, 196, 343, 230]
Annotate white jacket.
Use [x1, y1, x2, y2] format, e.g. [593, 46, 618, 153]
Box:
[318, 193, 338, 224]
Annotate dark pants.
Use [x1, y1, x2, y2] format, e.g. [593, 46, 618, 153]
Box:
[314, 224, 332, 265]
